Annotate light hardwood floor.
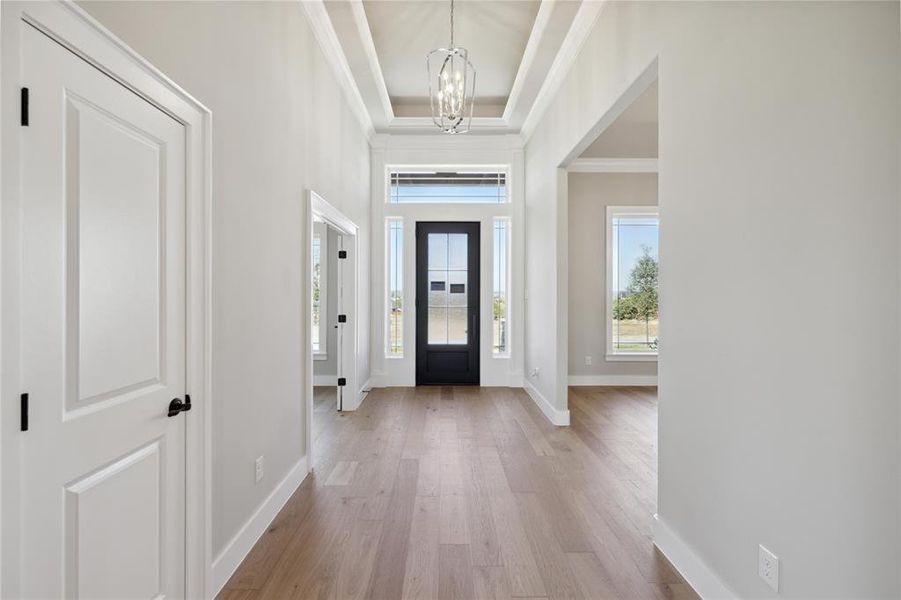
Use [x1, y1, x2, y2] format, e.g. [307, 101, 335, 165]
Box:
[217, 386, 697, 600]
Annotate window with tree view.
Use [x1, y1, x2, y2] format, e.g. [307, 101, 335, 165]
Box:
[387, 218, 403, 356]
[608, 207, 659, 356]
[493, 219, 509, 354]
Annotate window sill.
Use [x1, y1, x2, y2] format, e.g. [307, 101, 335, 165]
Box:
[606, 353, 658, 363]
[492, 353, 511, 359]
[313, 353, 328, 361]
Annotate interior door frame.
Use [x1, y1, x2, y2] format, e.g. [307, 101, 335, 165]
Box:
[415, 221, 481, 385]
[304, 191, 362, 470]
[0, 2, 212, 597]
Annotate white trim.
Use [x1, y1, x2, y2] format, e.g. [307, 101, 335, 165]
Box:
[502, 0, 555, 123]
[313, 353, 328, 362]
[211, 456, 310, 598]
[313, 375, 338, 386]
[523, 380, 570, 426]
[568, 157, 658, 173]
[386, 116, 510, 133]
[605, 352, 657, 362]
[299, 0, 375, 140]
[568, 375, 657, 386]
[348, 0, 394, 123]
[520, 0, 607, 141]
[654, 515, 737, 599]
[1, 2, 212, 597]
[606, 205, 660, 360]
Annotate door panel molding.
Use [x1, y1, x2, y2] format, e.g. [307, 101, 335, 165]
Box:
[1, 2, 212, 598]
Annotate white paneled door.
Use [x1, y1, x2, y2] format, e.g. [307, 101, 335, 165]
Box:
[19, 23, 188, 599]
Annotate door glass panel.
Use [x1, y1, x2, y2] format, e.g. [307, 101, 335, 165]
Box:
[428, 307, 447, 344]
[428, 234, 448, 270]
[447, 307, 468, 344]
[427, 231, 469, 345]
[448, 271, 467, 307]
[448, 234, 468, 270]
[428, 270, 448, 306]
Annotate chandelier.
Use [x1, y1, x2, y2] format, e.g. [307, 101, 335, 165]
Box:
[427, 0, 476, 134]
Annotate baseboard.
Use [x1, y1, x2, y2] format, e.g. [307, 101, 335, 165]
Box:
[360, 377, 372, 392]
[653, 515, 736, 599]
[210, 455, 310, 596]
[313, 374, 337, 386]
[568, 374, 658, 386]
[523, 379, 570, 426]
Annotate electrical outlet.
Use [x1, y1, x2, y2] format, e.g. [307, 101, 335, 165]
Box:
[255, 456, 265, 484]
[758, 544, 779, 592]
[584, 355, 592, 366]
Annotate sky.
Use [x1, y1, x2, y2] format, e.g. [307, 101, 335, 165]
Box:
[612, 217, 659, 292]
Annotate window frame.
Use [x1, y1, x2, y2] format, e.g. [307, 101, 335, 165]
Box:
[385, 166, 510, 205]
[386, 217, 404, 358]
[492, 217, 511, 357]
[605, 205, 659, 362]
[312, 222, 328, 360]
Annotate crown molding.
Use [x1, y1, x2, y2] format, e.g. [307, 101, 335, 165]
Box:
[502, 0, 555, 123]
[520, 0, 607, 142]
[300, 0, 375, 140]
[372, 133, 525, 152]
[384, 116, 510, 134]
[567, 157, 658, 173]
[348, 0, 394, 123]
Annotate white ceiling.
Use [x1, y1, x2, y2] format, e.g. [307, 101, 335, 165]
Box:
[320, 0, 584, 134]
[362, 0, 540, 117]
[580, 81, 658, 158]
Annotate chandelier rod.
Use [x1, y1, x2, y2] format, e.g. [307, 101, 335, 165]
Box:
[450, 0, 455, 47]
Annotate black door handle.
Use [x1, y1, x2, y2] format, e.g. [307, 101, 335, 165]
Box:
[167, 395, 192, 417]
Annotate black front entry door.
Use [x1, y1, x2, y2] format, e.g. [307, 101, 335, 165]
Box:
[416, 222, 480, 385]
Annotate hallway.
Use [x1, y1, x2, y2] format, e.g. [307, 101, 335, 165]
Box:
[218, 387, 696, 599]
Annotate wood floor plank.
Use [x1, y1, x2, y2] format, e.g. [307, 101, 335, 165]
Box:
[218, 386, 696, 600]
[325, 461, 359, 486]
[440, 492, 470, 545]
[336, 517, 383, 600]
[437, 544, 475, 600]
[401, 496, 441, 600]
[472, 566, 512, 600]
[566, 552, 621, 600]
[364, 458, 420, 600]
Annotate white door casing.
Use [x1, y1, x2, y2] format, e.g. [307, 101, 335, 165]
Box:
[2, 2, 211, 598]
[19, 23, 187, 599]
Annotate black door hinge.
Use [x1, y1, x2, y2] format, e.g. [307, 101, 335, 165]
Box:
[20, 88, 29, 126]
[337, 314, 347, 323]
[338, 250, 347, 259]
[20, 393, 28, 431]
[337, 378, 346, 387]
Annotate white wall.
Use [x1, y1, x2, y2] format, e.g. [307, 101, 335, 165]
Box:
[79, 0, 372, 560]
[567, 172, 657, 382]
[525, 1, 899, 596]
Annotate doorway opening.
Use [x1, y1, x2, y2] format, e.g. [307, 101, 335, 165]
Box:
[305, 191, 361, 466]
[415, 222, 481, 385]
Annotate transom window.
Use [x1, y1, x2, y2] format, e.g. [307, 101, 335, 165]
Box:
[388, 170, 507, 204]
[607, 206, 659, 359]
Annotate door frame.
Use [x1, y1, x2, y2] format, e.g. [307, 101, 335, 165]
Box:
[0, 2, 212, 598]
[415, 221, 481, 385]
[304, 191, 362, 469]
